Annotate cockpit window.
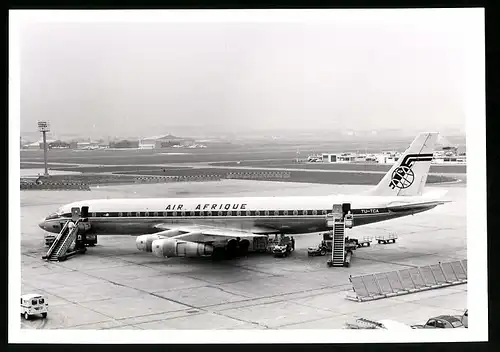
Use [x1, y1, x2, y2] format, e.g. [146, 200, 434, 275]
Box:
[46, 213, 60, 220]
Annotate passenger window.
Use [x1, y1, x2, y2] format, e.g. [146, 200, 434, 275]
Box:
[426, 319, 436, 327]
[302, 210, 308, 215]
[284, 210, 288, 216]
[39, 299, 44, 304]
[136, 212, 140, 217]
[31, 300, 37, 305]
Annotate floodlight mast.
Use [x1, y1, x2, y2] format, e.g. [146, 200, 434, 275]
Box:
[37, 121, 50, 176]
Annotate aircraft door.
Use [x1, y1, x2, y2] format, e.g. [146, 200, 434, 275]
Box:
[342, 203, 351, 215]
[71, 207, 81, 222]
[81, 206, 89, 218]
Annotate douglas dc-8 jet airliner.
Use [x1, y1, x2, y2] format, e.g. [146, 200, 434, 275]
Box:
[39, 132, 450, 259]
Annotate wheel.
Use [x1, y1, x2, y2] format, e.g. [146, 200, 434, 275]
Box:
[41, 312, 47, 318]
[320, 248, 326, 256]
[24, 312, 30, 320]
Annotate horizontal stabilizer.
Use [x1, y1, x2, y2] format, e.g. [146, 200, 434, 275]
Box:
[387, 200, 451, 213]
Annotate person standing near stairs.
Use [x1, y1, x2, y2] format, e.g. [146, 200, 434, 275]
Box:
[67, 220, 75, 232]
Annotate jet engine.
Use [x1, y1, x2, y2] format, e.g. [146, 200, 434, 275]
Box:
[136, 229, 184, 252]
[152, 238, 214, 258]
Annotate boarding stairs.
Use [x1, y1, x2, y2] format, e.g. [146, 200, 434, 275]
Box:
[326, 204, 352, 267]
[43, 219, 82, 261]
[332, 221, 346, 266]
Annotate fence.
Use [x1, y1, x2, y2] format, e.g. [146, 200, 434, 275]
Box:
[20, 182, 91, 191]
[226, 171, 291, 180]
[134, 175, 222, 183]
[346, 259, 467, 302]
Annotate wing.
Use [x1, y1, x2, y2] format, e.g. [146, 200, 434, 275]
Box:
[151, 223, 272, 244]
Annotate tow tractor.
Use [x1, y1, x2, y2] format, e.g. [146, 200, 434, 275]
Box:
[308, 233, 372, 257]
[272, 235, 295, 257]
[307, 232, 333, 257]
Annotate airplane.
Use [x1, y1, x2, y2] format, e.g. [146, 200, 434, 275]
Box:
[38, 132, 449, 260]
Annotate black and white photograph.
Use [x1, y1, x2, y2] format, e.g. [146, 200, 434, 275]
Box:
[9, 8, 487, 344]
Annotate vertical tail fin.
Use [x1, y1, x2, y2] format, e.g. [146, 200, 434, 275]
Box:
[368, 132, 439, 197]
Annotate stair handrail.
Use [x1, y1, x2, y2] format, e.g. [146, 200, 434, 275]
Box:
[55, 219, 82, 257]
[45, 220, 70, 258]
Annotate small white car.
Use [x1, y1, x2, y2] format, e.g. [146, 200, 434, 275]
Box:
[21, 293, 48, 320]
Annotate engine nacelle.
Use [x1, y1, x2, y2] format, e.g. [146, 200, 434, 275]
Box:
[135, 229, 184, 252]
[152, 238, 214, 258]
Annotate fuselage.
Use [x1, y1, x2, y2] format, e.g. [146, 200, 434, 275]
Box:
[39, 194, 439, 236]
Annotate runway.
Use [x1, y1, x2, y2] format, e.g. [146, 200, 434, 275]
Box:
[20, 180, 467, 330]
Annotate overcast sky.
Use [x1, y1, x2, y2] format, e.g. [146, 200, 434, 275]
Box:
[18, 10, 478, 138]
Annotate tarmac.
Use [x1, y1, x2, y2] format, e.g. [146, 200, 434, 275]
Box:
[20, 179, 467, 330]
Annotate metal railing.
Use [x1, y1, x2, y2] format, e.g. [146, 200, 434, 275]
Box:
[44, 220, 70, 259]
[346, 259, 467, 302]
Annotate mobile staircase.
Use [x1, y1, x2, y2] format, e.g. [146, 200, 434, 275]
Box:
[327, 204, 354, 267]
[42, 220, 82, 261]
[42, 206, 91, 262]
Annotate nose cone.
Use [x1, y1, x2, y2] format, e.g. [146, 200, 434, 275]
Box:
[38, 218, 46, 230]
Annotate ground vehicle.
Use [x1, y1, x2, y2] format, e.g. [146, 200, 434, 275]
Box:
[307, 234, 362, 256]
[272, 235, 295, 257]
[462, 309, 468, 328]
[307, 232, 332, 256]
[307, 243, 328, 256]
[21, 294, 48, 320]
[411, 315, 465, 329]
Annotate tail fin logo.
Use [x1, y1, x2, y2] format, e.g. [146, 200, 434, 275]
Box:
[390, 166, 415, 189]
[389, 153, 433, 190]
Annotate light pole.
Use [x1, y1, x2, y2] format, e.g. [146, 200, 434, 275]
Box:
[37, 120, 50, 176]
